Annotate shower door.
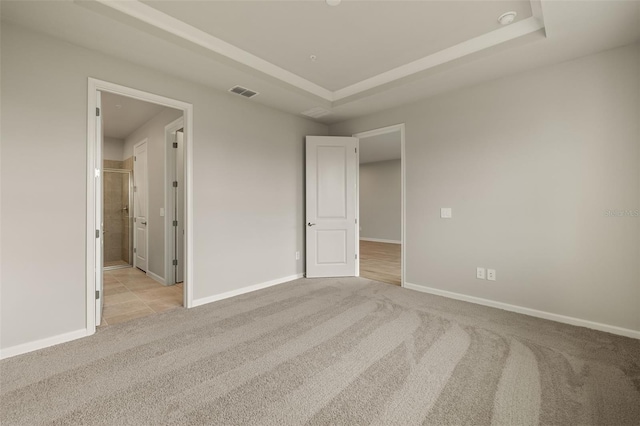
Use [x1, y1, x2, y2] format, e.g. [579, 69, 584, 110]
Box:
[103, 169, 133, 269]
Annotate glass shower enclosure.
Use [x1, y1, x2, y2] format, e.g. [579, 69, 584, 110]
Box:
[103, 169, 133, 269]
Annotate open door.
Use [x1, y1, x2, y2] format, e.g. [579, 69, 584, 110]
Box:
[305, 136, 358, 277]
[133, 140, 149, 272]
[95, 91, 104, 326]
[175, 129, 185, 283]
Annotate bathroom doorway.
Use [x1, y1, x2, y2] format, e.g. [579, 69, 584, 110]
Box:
[103, 168, 133, 270]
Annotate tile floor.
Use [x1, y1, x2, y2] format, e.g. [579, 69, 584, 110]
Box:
[104, 259, 129, 268]
[101, 267, 183, 326]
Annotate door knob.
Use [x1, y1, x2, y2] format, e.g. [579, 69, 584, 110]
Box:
[141, 221, 147, 225]
[307, 222, 316, 227]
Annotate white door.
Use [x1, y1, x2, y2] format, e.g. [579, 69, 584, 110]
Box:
[95, 91, 104, 326]
[305, 136, 358, 277]
[175, 129, 185, 283]
[133, 140, 149, 272]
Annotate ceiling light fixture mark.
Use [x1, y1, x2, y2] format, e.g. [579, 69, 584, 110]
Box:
[498, 11, 517, 25]
[310, 55, 317, 62]
[326, 0, 341, 6]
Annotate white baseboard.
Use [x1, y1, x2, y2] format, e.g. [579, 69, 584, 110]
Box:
[360, 238, 401, 244]
[192, 273, 304, 308]
[147, 270, 166, 286]
[0, 328, 90, 360]
[404, 282, 640, 340]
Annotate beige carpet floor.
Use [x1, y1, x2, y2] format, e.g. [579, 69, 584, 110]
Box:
[1, 277, 639, 425]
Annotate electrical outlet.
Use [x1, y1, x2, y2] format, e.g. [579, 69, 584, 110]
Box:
[487, 269, 496, 281]
[476, 267, 486, 280]
[441, 207, 452, 218]
[295, 251, 300, 260]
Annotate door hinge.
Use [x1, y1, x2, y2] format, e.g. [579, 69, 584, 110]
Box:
[173, 220, 178, 227]
[355, 147, 357, 153]
[355, 254, 358, 259]
[173, 259, 178, 266]
[173, 181, 178, 188]
[173, 142, 178, 148]
[96, 107, 100, 117]
[96, 229, 100, 238]
[95, 290, 100, 299]
[355, 218, 357, 224]
[133, 186, 137, 192]
[134, 247, 137, 253]
[134, 156, 136, 161]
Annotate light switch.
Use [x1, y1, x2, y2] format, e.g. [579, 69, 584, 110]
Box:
[160, 208, 165, 217]
[441, 208, 452, 218]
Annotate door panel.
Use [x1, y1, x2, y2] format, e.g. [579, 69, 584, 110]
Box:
[306, 136, 358, 277]
[133, 140, 148, 272]
[96, 91, 103, 326]
[176, 129, 185, 283]
[317, 147, 347, 218]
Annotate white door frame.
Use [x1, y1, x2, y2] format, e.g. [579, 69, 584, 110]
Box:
[353, 123, 406, 287]
[86, 78, 194, 335]
[133, 138, 149, 272]
[164, 117, 184, 285]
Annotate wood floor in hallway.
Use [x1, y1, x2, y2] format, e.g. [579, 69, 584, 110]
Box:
[359, 240, 401, 286]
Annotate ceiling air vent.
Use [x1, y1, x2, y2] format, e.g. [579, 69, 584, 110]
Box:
[301, 107, 332, 119]
[229, 85, 259, 99]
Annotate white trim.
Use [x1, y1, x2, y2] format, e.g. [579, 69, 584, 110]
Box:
[87, 78, 195, 339]
[95, 0, 332, 100]
[94, 1, 544, 103]
[333, 17, 544, 100]
[360, 238, 401, 244]
[164, 117, 184, 286]
[404, 282, 640, 340]
[353, 124, 406, 288]
[147, 270, 167, 286]
[0, 329, 89, 360]
[192, 274, 304, 308]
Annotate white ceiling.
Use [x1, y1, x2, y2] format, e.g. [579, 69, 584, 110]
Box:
[2, 1, 639, 124]
[141, 0, 533, 91]
[359, 131, 401, 164]
[101, 92, 168, 139]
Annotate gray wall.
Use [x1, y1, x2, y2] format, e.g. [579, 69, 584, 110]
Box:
[124, 108, 183, 280]
[331, 43, 640, 332]
[359, 160, 401, 242]
[0, 23, 327, 350]
[103, 137, 124, 161]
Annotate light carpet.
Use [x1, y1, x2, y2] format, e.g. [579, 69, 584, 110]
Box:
[1, 277, 639, 425]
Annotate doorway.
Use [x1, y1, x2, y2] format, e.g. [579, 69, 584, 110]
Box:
[87, 78, 193, 332]
[354, 124, 405, 287]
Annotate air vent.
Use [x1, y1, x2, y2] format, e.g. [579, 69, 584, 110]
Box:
[229, 85, 259, 98]
[301, 107, 332, 119]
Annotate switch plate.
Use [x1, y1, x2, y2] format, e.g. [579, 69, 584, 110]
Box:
[295, 251, 300, 260]
[441, 208, 452, 218]
[160, 208, 165, 217]
[487, 269, 496, 281]
[476, 267, 486, 280]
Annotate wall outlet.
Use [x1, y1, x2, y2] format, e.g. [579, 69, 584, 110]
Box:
[295, 251, 300, 260]
[487, 269, 496, 281]
[476, 267, 486, 280]
[441, 207, 452, 219]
